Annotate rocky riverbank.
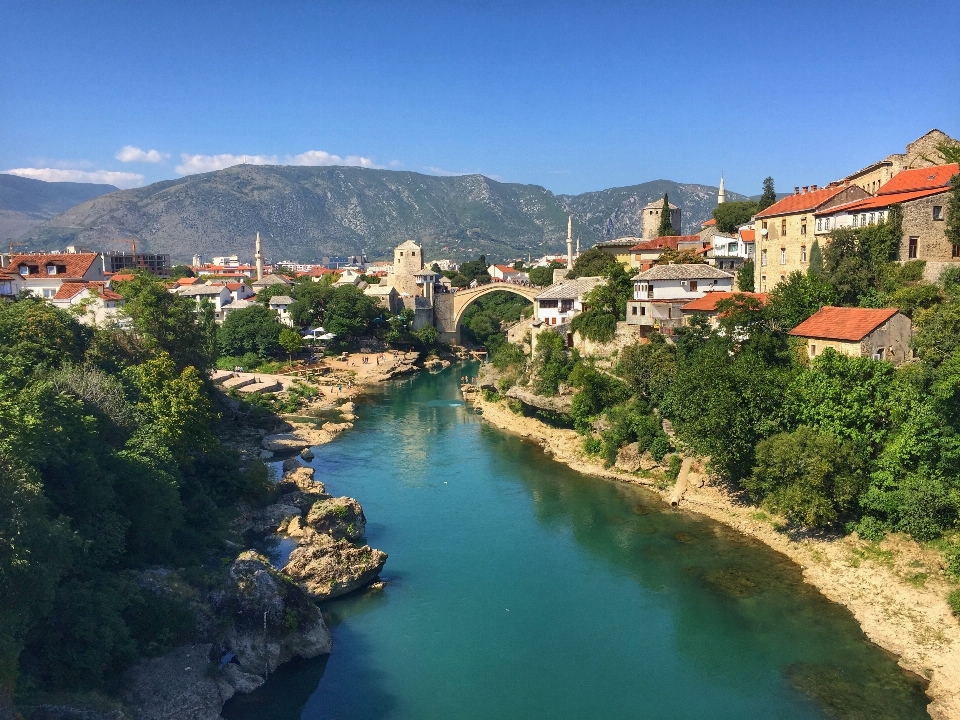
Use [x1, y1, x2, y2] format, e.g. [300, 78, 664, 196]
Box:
[466, 386, 960, 720]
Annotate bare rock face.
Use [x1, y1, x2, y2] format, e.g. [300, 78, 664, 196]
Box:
[211, 552, 331, 676]
[277, 466, 326, 495]
[283, 532, 387, 601]
[321, 421, 353, 434]
[28, 708, 129, 720]
[306, 497, 366, 541]
[220, 662, 265, 694]
[123, 644, 225, 720]
[615, 442, 642, 473]
[639, 452, 660, 471]
[262, 428, 333, 451]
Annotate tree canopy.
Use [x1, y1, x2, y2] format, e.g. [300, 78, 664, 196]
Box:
[758, 176, 777, 212]
[712, 201, 759, 233]
[656, 194, 676, 237]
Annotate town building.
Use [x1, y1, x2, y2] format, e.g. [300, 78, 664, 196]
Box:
[0, 268, 24, 299]
[679, 291, 767, 330]
[533, 276, 605, 327]
[488, 264, 521, 282]
[788, 307, 912, 366]
[641, 200, 681, 239]
[251, 273, 294, 292]
[7, 252, 108, 299]
[707, 230, 754, 274]
[50, 282, 125, 326]
[176, 284, 233, 321]
[268, 295, 295, 326]
[815, 163, 959, 274]
[629, 236, 710, 271]
[626, 264, 734, 336]
[363, 284, 402, 314]
[843, 129, 957, 195]
[593, 237, 642, 268]
[753, 183, 871, 292]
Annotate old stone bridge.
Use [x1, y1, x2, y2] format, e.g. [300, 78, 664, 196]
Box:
[434, 283, 539, 344]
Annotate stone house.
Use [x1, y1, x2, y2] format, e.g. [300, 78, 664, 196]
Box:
[488, 264, 521, 282]
[533, 276, 605, 327]
[843, 129, 957, 195]
[753, 184, 870, 293]
[815, 163, 958, 276]
[788, 307, 912, 366]
[268, 295, 295, 326]
[629, 236, 708, 271]
[251, 273, 294, 292]
[626, 264, 734, 337]
[593, 237, 643, 269]
[641, 200, 681, 239]
[363, 283, 402, 314]
[177, 284, 233, 321]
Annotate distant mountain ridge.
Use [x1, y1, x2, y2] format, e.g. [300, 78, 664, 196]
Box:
[0, 174, 118, 243]
[18, 166, 747, 262]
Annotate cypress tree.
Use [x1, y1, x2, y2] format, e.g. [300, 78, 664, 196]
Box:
[808, 239, 824, 276]
[758, 177, 777, 212]
[656, 194, 676, 237]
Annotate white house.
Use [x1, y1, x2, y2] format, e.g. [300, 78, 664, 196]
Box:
[50, 282, 125, 326]
[533, 276, 604, 326]
[0, 268, 24, 299]
[177, 284, 233, 321]
[8, 252, 107, 299]
[626, 264, 734, 336]
[488, 264, 521, 282]
[268, 295, 295, 326]
[707, 231, 755, 273]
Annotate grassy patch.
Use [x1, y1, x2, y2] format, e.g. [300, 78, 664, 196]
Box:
[906, 572, 928, 588]
[949, 589, 960, 617]
[848, 543, 895, 568]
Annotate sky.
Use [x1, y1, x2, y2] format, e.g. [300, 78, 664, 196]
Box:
[2, 0, 959, 196]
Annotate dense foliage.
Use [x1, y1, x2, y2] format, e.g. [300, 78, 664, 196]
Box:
[656, 194, 676, 237]
[460, 291, 531, 349]
[0, 288, 271, 700]
[758, 176, 777, 212]
[712, 201, 759, 233]
[567, 248, 617, 279]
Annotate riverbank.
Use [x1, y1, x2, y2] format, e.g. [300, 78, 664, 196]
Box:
[468, 389, 960, 720]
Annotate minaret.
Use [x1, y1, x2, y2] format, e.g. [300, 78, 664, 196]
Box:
[255, 232, 264, 281]
[566, 215, 573, 269]
[718, 175, 726, 205]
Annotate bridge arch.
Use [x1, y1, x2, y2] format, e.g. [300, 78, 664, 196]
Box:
[434, 283, 540, 344]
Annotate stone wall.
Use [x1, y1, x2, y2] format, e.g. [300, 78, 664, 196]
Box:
[433, 294, 456, 342]
[572, 321, 642, 357]
[900, 193, 957, 264]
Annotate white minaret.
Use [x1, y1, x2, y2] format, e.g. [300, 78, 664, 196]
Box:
[566, 215, 573, 269]
[255, 232, 263, 281]
[718, 175, 726, 205]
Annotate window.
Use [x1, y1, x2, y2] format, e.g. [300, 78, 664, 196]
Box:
[538, 299, 558, 309]
[873, 349, 885, 361]
[817, 218, 822, 232]
[953, 244, 960, 258]
[934, 206, 943, 221]
[43, 288, 54, 298]
[19, 266, 28, 276]
[689, 280, 698, 292]
[631, 305, 637, 315]
[762, 221, 768, 232]
[801, 218, 807, 235]
[46, 265, 56, 275]
[761, 249, 767, 266]
[640, 306, 646, 316]
[908, 237, 918, 259]
[560, 299, 574, 313]
[780, 248, 786, 265]
[412, 251, 416, 256]
[800, 245, 807, 262]
[869, 213, 876, 225]
[399, 251, 403, 256]
[810, 344, 817, 357]
[781, 219, 787, 235]
[861, 214, 867, 226]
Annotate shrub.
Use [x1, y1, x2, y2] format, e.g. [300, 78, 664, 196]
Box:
[583, 436, 603, 456]
[665, 454, 683, 481]
[845, 515, 887, 542]
[649, 434, 671, 462]
[949, 589, 960, 617]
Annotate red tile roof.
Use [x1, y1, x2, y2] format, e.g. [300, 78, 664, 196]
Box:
[110, 273, 135, 282]
[788, 307, 900, 342]
[493, 264, 518, 273]
[755, 185, 847, 219]
[681, 291, 768, 313]
[630, 235, 700, 252]
[53, 281, 123, 301]
[9, 253, 100, 278]
[702, 218, 716, 227]
[739, 229, 756, 242]
[817, 186, 951, 215]
[877, 163, 958, 195]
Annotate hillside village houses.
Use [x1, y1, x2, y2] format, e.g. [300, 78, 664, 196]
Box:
[788, 307, 913, 366]
[626, 263, 735, 337]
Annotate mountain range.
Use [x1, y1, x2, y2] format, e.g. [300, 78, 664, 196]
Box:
[12, 166, 747, 262]
[0, 174, 118, 247]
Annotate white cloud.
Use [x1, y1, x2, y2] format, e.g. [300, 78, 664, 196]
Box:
[423, 166, 467, 176]
[115, 145, 169, 163]
[175, 150, 381, 175]
[2, 168, 145, 189]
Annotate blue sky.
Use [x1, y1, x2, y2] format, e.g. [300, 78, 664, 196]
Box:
[2, 0, 959, 195]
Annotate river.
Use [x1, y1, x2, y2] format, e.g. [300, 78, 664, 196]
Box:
[225, 364, 930, 720]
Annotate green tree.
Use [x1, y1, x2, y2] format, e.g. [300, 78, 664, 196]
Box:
[217, 303, 284, 358]
[532, 330, 575, 396]
[712, 201, 759, 233]
[568, 248, 617, 278]
[656, 194, 676, 237]
[322, 285, 379, 339]
[768, 270, 835, 330]
[616, 333, 676, 404]
[414, 324, 439, 346]
[529, 265, 557, 286]
[458, 255, 492, 285]
[657, 248, 705, 264]
[279, 327, 305, 363]
[744, 426, 865, 527]
[255, 283, 294, 305]
[808, 239, 824, 276]
[736, 258, 755, 292]
[758, 176, 777, 212]
[169, 265, 195, 280]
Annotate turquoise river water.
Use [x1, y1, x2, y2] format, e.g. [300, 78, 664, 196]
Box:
[225, 364, 930, 720]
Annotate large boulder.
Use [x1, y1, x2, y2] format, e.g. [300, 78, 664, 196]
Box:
[283, 532, 387, 601]
[243, 503, 302, 535]
[123, 644, 226, 720]
[615, 442, 642, 473]
[306, 497, 366, 541]
[220, 662, 265, 694]
[211, 552, 331, 676]
[277, 466, 325, 495]
[262, 428, 333, 452]
[29, 709, 129, 720]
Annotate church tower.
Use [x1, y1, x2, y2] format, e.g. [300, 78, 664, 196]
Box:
[718, 175, 726, 205]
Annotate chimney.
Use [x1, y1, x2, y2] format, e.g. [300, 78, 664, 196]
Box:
[811, 184, 818, 191]
[802, 186, 809, 194]
[794, 187, 800, 195]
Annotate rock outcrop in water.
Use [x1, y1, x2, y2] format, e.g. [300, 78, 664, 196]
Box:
[284, 531, 387, 600]
[306, 496, 367, 541]
[212, 552, 332, 676]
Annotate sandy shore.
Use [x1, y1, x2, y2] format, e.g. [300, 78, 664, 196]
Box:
[469, 389, 960, 720]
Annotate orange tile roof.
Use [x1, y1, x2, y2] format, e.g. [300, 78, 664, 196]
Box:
[53, 281, 123, 301]
[681, 291, 768, 313]
[817, 186, 951, 215]
[755, 185, 847, 219]
[702, 218, 716, 227]
[877, 163, 958, 195]
[175, 276, 199, 285]
[630, 236, 700, 252]
[9, 253, 100, 278]
[110, 273, 136, 282]
[739, 229, 756, 242]
[493, 264, 518, 273]
[788, 306, 900, 342]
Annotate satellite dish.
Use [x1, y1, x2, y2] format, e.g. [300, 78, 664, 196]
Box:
[761, 228, 768, 236]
